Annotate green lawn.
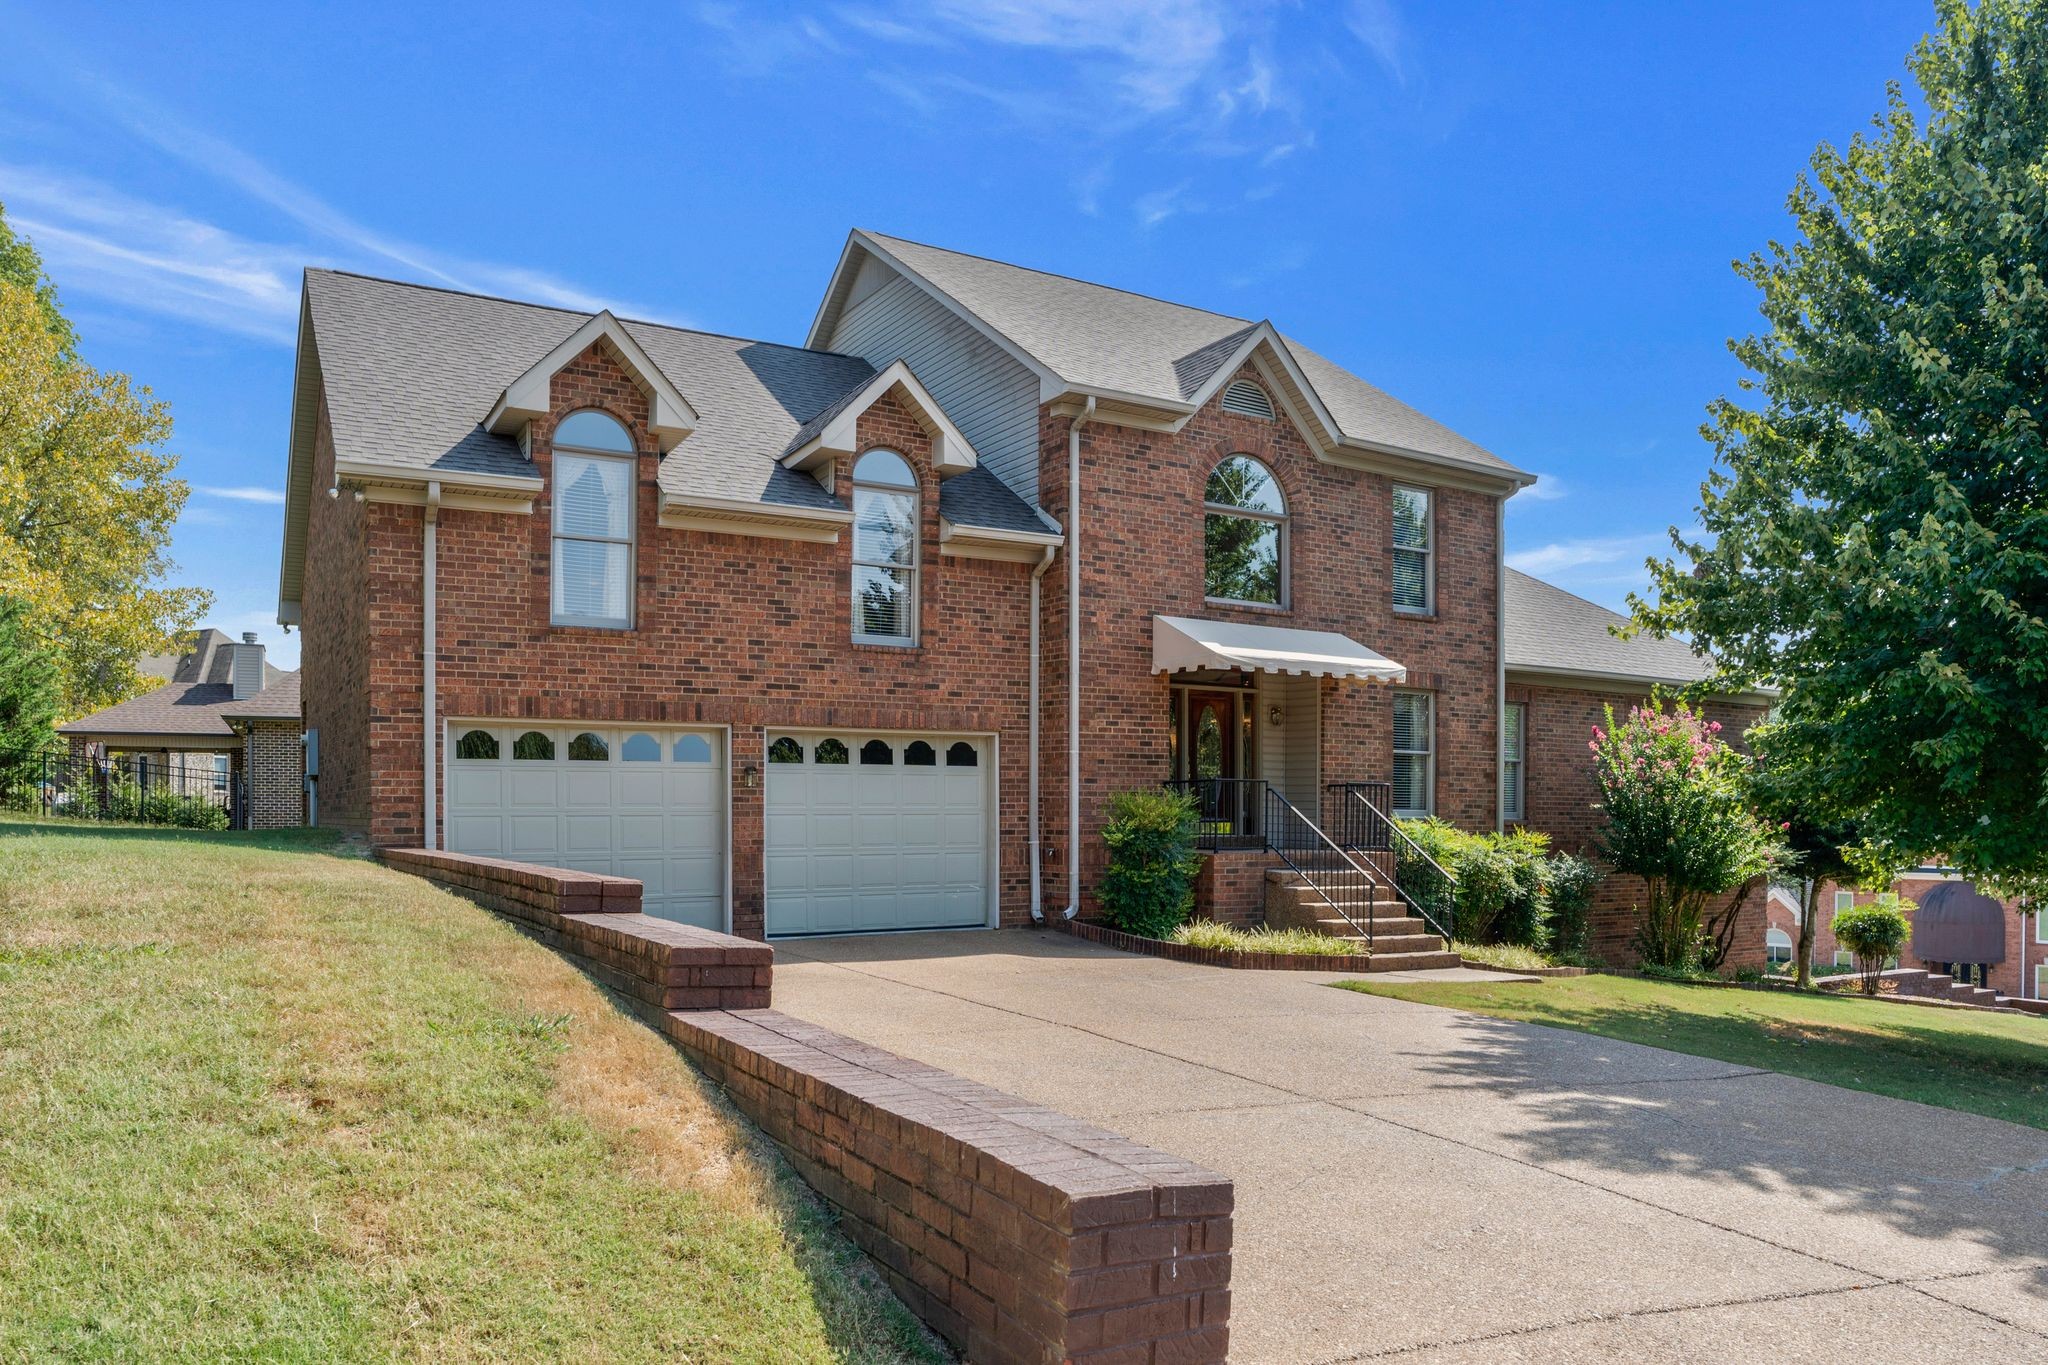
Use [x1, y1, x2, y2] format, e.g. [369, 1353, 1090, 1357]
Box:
[1337, 972, 2048, 1130]
[0, 814, 942, 1362]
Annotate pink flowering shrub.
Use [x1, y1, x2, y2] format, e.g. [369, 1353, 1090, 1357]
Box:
[1591, 700, 1782, 970]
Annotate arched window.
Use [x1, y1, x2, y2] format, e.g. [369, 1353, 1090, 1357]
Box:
[945, 741, 978, 767]
[852, 449, 918, 645]
[568, 731, 609, 761]
[552, 410, 635, 629]
[1204, 455, 1286, 605]
[455, 729, 499, 761]
[860, 739, 893, 765]
[904, 740, 936, 767]
[815, 737, 850, 765]
[620, 733, 660, 762]
[768, 736, 804, 764]
[672, 734, 714, 764]
[513, 731, 555, 761]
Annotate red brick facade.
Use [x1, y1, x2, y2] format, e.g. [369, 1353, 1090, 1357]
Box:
[297, 339, 1525, 939]
[1509, 677, 1771, 970]
[1038, 364, 1504, 914]
[1789, 878, 2042, 999]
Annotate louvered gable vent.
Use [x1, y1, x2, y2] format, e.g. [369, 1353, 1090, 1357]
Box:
[1221, 379, 1275, 421]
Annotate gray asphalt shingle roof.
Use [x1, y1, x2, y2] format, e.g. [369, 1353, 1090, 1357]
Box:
[856, 232, 1525, 479]
[1504, 569, 1717, 686]
[60, 671, 302, 738]
[307, 271, 875, 516]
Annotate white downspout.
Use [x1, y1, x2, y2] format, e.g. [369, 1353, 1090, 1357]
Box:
[1064, 398, 1095, 919]
[1495, 495, 1507, 832]
[1028, 541, 1059, 923]
[423, 480, 441, 850]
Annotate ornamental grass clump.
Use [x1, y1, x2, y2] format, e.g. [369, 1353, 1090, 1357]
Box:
[1832, 900, 1913, 996]
[1590, 700, 1781, 972]
[1097, 787, 1202, 940]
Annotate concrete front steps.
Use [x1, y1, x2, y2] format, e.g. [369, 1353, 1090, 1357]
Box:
[1263, 869, 1460, 971]
[1820, 966, 2043, 1013]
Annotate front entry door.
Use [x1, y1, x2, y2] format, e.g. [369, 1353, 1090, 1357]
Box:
[1182, 690, 1252, 840]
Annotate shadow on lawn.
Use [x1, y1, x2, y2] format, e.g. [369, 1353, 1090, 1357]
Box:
[1392, 1000, 2048, 1297]
[0, 816, 360, 858]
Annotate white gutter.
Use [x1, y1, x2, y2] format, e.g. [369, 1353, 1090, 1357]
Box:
[1063, 398, 1095, 919]
[423, 480, 441, 851]
[1027, 540, 1059, 923]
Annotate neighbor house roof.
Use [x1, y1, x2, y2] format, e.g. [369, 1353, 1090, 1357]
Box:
[811, 231, 1530, 484]
[1504, 569, 1722, 689]
[59, 671, 302, 741]
[138, 628, 284, 690]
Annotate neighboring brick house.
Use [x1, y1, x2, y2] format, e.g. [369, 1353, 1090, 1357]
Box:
[1784, 874, 2042, 1001]
[57, 630, 305, 829]
[274, 228, 1730, 950]
[1502, 569, 1774, 970]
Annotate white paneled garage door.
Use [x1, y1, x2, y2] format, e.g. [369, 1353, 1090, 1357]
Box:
[764, 731, 991, 937]
[444, 722, 726, 928]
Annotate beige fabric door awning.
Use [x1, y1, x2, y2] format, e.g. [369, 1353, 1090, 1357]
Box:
[1152, 615, 1406, 682]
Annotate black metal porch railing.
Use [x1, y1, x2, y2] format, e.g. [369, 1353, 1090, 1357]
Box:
[1163, 778, 1267, 850]
[0, 748, 235, 829]
[1328, 782, 1456, 942]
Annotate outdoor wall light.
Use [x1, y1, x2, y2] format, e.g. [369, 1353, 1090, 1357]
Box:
[1268, 705, 1285, 727]
[741, 763, 759, 789]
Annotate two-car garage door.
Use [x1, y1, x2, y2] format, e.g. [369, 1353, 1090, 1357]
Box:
[443, 721, 992, 937]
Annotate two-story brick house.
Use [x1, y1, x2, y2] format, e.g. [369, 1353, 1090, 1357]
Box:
[279, 229, 1746, 950]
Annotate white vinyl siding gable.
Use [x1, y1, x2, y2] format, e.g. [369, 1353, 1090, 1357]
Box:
[827, 270, 1044, 506]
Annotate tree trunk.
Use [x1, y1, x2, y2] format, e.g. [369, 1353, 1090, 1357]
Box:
[1795, 877, 1818, 990]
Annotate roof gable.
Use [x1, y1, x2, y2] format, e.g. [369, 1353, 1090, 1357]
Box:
[485, 311, 700, 452]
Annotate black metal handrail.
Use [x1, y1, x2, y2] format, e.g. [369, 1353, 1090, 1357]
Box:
[1328, 782, 1455, 942]
[1259, 785, 1381, 947]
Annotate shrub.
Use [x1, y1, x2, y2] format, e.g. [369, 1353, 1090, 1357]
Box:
[1590, 701, 1782, 971]
[1098, 788, 1202, 939]
[1395, 819, 1554, 948]
[1169, 921, 1365, 958]
[1543, 853, 1600, 962]
[1831, 901, 1912, 996]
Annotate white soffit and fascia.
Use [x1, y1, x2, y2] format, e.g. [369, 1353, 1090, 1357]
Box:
[485, 310, 700, 453]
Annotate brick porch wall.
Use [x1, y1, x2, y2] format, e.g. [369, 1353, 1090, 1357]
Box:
[1194, 850, 1281, 926]
[1511, 676, 1770, 968]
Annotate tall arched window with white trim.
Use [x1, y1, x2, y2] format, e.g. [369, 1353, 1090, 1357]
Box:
[1203, 454, 1287, 605]
[551, 410, 635, 628]
[852, 449, 918, 645]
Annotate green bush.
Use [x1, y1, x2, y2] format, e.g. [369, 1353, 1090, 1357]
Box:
[1395, 819, 1561, 949]
[1544, 854, 1600, 962]
[100, 781, 230, 831]
[1098, 788, 1202, 939]
[1832, 901, 1912, 996]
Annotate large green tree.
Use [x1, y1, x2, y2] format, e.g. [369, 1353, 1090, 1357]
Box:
[0, 207, 208, 715]
[1632, 0, 2048, 894]
[0, 200, 75, 357]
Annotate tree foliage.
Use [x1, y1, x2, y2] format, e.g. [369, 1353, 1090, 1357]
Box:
[1097, 787, 1203, 939]
[1630, 0, 2048, 895]
[1831, 900, 1914, 996]
[1591, 702, 1782, 970]
[0, 200, 74, 357]
[0, 595, 60, 761]
[0, 245, 208, 716]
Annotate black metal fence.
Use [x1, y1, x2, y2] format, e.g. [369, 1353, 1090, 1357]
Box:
[0, 748, 237, 830]
[1163, 778, 1268, 849]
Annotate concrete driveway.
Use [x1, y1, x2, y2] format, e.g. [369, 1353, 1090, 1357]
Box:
[773, 929, 2048, 1363]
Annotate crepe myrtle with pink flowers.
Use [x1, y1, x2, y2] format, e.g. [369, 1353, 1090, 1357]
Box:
[1589, 700, 1784, 971]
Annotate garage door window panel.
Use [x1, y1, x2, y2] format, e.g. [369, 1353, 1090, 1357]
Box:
[514, 731, 554, 761]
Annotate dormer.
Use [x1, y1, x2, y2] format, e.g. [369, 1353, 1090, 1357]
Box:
[485, 311, 699, 454]
[780, 359, 979, 482]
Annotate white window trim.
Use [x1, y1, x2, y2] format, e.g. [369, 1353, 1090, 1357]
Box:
[1203, 456, 1289, 609]
[1393, 688, 1435, 818]
[1833, 889, 1856, 913]
[1501, 701, 1525, 823]
[852, 450, 919, 647]
[1392, 485, 1435, 615]
[2035, 910, 2046, 945]
[550, 421, 636, 630]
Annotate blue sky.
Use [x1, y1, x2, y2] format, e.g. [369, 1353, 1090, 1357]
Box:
[2, 1, 1935, 670]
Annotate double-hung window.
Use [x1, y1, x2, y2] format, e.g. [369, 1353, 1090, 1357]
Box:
[1501, 701, 1525, 822]
[1392, 689, 1434, 817]
[551, 410, 635, 629]
[1392, 485, 1433, 613]
[852, 449, 919, 645]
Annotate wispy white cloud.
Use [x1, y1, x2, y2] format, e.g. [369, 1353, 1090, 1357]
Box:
[197, 485, 287, 505]
[1346, 0, 1409, 83]
[1510, 474, 1568, 506]
[1507, 532, 1665, 577]
[922, 0, 1229, 114]
[1073, 162, 1112, 217]
[1134, 181, 1196, 229]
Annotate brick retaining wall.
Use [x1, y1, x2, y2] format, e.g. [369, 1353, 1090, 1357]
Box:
[1194, 849, 1279, 926]
[379, 848, 771, 1011]
[663, 1008, 1233, 1364]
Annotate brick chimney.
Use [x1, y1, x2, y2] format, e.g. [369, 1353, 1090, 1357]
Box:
[231, 632, 266, 701]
